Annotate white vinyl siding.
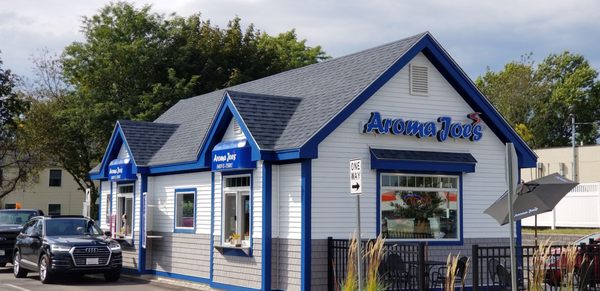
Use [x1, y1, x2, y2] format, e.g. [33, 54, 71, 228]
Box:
[100, 180, 111, 227]
[274, 163, 302, 239]
[149, 172, 211, 234]
[312, 53, 509, 240]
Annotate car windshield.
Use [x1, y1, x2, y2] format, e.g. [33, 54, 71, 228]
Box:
[45, 218, 103, 236]
[0, 211, 37, 225]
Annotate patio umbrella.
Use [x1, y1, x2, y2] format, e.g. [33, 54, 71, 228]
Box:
[484, 173, 578, 225]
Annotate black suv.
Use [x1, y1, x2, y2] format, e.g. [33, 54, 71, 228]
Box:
[13, 215, 122, 283]
[0, 209, 45, 267]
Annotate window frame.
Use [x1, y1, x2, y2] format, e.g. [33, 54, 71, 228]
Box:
[49, 169, 62, 187]
[48, 204, 61, 216]
[221, 173, 252, 248]
[116, 183, 134, 240]
[378, 172, 462, 245]
[173, 188, 197, 234]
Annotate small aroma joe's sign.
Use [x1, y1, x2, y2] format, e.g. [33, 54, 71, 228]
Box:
[363, 112, 484, 142]
[211, 139, 255, 171]
[108, 159, 135, 181]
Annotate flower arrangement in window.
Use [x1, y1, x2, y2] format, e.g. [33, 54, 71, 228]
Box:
[228, 232, 242, 247]
[391, 192, 445, 235]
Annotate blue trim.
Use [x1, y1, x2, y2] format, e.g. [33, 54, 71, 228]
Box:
[138, 175, 147, 274]
[211, 281, 260, 291]
[91, 122, 139, 180]
[370, 152, 476, 173]
[301, 159, 312, 291]
[376, 171, 464, 246]
[198, 93, 262, 168]
[209, 172, 215, 282]
[299, 34, 536, 168]
[173, 188, 198, 234]
[109, 182, 113, 233]
[261, 161, 272, 291]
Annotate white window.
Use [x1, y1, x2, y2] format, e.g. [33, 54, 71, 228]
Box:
[380, 173, 459, 241]
[116, 184, 134, 239]
[175, 189, 196, 232]
[223, 175, 251, 247]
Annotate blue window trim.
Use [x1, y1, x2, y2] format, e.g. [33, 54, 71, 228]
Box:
[301, 159, 312, 290]
[173, 188, 197, 234]
[219, 170, 254, 257]
[376, 170, 464, 246]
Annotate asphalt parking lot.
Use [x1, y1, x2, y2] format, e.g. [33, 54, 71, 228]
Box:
[0, 266, 202, 291]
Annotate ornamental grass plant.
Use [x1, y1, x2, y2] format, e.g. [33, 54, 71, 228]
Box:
[444, 253, 470, 291]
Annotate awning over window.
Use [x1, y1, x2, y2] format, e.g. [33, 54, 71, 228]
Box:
[212, 139, 256, 171]
[108, 158, 135, 181]
[370, 148, 477, 173]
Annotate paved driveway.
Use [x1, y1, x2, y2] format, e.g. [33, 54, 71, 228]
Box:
[0, 266, 200, 291]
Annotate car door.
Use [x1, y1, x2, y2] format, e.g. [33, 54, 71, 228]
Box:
[16, 219, 37, 268]
[29, 219, 43, 265]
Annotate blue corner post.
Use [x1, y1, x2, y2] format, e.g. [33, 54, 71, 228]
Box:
[301, 159, 312, 291]
[262, 162, 272, 290]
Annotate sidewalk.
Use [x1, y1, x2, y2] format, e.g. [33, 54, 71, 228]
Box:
[121, 273, 215, 291]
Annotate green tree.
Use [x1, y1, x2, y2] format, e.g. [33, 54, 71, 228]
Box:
[530, 52, 600, 147]
[476, 52, 600, 148]
[24, 2, 328, 217]
[0, 54, 39, 200]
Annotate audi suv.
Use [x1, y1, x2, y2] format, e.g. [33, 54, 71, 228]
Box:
[13, 215, 122, 283]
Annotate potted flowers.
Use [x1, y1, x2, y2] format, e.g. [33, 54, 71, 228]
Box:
[229, 233, 242, 247]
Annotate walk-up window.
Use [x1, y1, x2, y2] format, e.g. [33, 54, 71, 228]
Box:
[223, 175, 251, 247]
[117, 184, 134, 238]
[380, 173, 460, 241]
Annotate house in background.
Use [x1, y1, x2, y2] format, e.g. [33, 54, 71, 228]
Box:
[1, 167, 85, 215]
[521, 144, 600, 183]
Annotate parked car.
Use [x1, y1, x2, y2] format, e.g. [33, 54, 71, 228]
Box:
[545, 233, 600, 286]
[0, 209, 45, 267]
[13, 215, 122, 283]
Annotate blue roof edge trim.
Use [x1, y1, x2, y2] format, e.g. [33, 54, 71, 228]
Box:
[197, 92, 262, 168]
[90, 122, 139, 180]
[299, 33, 537, 168]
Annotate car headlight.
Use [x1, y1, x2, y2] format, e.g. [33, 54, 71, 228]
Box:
[50, 245, 71, 253]
[109, 241, 121, 252]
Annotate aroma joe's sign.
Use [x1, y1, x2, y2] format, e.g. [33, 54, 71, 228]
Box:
[363, 112, 484, 142]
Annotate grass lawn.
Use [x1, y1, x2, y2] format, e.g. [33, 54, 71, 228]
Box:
[522, 227, 600, 235]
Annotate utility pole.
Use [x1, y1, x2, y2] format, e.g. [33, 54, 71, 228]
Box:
[572, 114, 577, 182]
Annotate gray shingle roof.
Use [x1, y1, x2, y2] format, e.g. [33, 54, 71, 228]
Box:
[118, 120, 179, 166]
[143, 32, 426, 166]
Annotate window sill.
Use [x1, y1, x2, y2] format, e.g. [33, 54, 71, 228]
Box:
[115, 237, 134, 247]
[174, 228, 195, 234]
[214, 244, 252, 257]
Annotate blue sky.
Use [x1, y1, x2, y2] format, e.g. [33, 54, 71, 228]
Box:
[1, 0, 599, 82]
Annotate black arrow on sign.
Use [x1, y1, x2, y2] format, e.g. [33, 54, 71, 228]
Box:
[352, 183, 360, 191]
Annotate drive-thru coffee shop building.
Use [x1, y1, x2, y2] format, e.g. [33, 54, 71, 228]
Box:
[89, 32, 537, 290]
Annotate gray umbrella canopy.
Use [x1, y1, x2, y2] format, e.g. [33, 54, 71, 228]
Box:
[484, 173, 579, 225]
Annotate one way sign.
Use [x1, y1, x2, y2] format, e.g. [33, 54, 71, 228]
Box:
[349, 159, 362, 195]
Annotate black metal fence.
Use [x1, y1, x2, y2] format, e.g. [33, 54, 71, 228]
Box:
[472, 242, 600, 291]
[327, 237, 427, 291]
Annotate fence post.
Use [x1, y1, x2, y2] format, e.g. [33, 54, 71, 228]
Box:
[472, 244, 479, 291]
[418, 242, 427, 291]
[327, 237, 333, 291]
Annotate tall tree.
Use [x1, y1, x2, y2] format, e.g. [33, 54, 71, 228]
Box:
[530, 52, 600, 147]
[476, 52, 600, 148]
[0, 54, 39, 200]
[24, 2, 328, 217]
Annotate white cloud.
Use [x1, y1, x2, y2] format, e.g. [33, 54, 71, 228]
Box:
[0, 0, 599, 79]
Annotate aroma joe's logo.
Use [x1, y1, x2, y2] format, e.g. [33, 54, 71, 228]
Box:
[363, 112, 484, 142]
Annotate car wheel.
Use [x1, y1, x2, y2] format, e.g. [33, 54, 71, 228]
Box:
[39, 254, 55, 284]
[104, 269, 121, 282]
[13, 251, 28, 278]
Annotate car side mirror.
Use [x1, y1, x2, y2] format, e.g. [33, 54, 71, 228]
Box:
[30, 232, 41, 239]
[104, 231, 112, 237]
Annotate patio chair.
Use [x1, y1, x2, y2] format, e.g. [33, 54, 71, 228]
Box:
[380, 253, 416, 290]
[578, 259, 597, 291]
[496, 264, 512, 291]
[430, 256, 468, 288]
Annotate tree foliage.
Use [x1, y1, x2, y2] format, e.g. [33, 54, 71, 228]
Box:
[22, 2, 328, 217]
[0, 54, 39, 200]
[476, 52, 600, 148]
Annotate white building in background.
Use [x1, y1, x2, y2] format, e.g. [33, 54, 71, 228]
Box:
[2, 167, 84, 215]
[89, 32, 537, 291]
